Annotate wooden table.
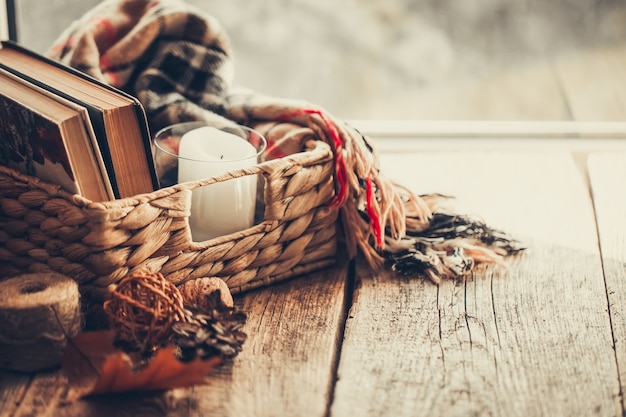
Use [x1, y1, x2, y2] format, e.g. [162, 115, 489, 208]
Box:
[1, 123, 626, 417]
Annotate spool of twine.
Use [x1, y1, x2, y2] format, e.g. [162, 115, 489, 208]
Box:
[0, 273, 82, 373]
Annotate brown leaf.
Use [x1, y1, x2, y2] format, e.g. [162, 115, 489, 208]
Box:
[62, 331, 221, 402]
[91, 346, 221, 395]
[62, 330, 118, 401]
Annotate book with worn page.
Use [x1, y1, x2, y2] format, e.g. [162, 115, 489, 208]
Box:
[0, 41, 158, 199]
[0, 68, 114, 201]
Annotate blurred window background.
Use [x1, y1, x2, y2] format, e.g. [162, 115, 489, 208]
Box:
[5, 0, 626, 120]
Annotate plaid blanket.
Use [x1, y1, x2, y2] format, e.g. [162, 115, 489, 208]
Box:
[47, 0, 522, 281]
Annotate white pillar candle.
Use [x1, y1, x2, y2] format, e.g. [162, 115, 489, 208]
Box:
[178, 126, 260, 241]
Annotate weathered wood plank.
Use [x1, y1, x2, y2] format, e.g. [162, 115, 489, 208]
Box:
[11, 372, 70, 417]
[179, 259, 349, 417]
[4, 257, 349, 417]
[0, 372, 32, 417]
[588, 152, 626, 413]
[330, 151, 620, 416]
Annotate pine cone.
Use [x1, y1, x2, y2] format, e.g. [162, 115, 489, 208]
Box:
[172, 291, 247, 362]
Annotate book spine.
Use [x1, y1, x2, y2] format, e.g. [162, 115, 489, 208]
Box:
[132, 100, 159, 192]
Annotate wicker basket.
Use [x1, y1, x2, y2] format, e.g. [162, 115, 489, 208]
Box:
[0, 138, 339, 301]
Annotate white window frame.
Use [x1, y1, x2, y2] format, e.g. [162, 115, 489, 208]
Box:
[0, 0, 8, 40]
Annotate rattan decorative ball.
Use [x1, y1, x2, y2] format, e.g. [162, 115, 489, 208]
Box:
[103, 271, 186, 352]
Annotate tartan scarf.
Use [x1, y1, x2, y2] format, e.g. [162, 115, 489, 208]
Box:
[47, 0, 523, 282]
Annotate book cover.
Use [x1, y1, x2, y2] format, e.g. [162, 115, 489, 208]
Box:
[0, 68, 114, 201]
[0, 41, 158, 199]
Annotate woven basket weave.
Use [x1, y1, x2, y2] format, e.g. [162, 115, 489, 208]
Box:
[0, 139, 338, 301]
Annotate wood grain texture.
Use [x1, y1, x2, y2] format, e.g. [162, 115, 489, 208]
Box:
[0, 372, 32, 417]
[330, 152, 620, 417]
[588, 152, 626, 413]
[1, 258, 349, 417]
[179, 259, 349, 417]
[2, 372, 68, 417]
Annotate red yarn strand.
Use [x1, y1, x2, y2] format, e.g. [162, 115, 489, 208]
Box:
[366, 176, 384, 248]
[277, 108, 348, 207]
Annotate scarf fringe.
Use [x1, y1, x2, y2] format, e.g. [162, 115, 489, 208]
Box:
[226, 94, 524, 281]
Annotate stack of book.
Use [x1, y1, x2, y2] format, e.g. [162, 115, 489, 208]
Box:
[0, 41, 158, 201]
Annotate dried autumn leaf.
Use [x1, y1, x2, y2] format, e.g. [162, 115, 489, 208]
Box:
[62, 331, 221, 402]
[62, 330, 118, 401]
[91, 346, 221, 395]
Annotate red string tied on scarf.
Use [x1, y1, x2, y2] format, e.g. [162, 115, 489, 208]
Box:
[366, 176, 384, 249]
[277, 108, 348, 207]
[277, 107, 384, 249]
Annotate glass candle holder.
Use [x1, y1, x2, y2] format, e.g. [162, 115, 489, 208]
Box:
[153, 122, 266, 242]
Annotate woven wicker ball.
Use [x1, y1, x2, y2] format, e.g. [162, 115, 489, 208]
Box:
[103, 271, 186, 352]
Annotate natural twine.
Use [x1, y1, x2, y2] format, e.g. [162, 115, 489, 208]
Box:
[0, 273, 82, 373]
